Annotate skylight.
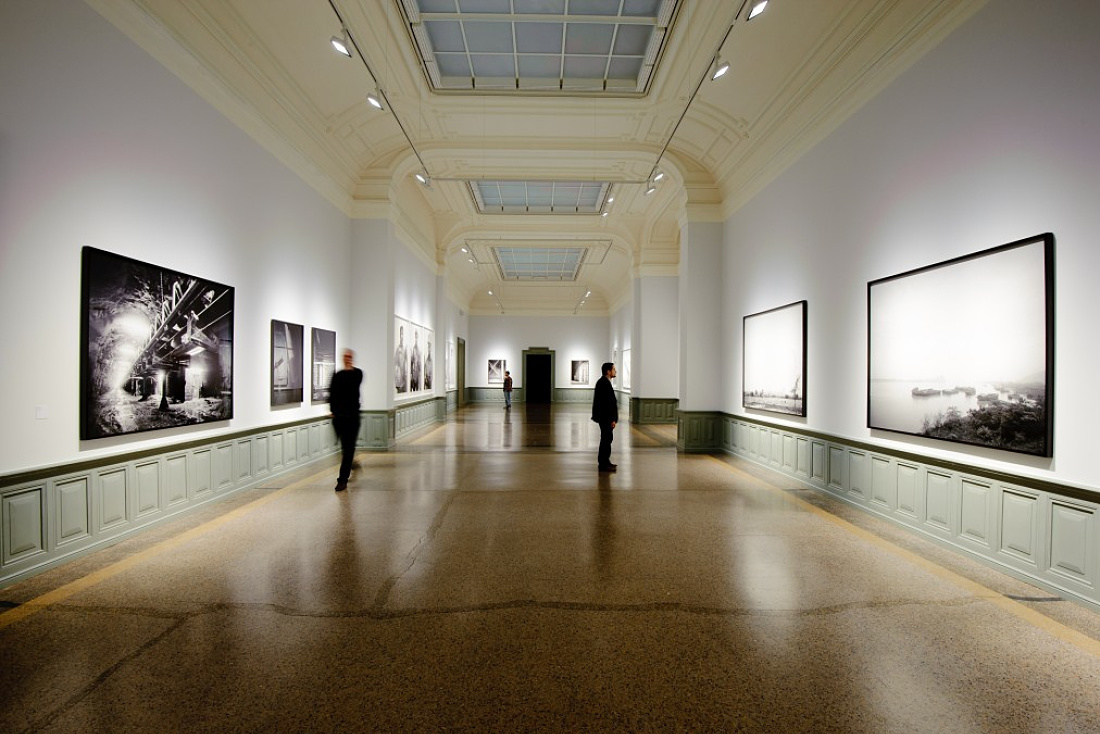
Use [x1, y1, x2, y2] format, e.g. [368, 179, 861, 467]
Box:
[470, 180, 610, 214]
[494, 246, 585, 280]
[398, 0, 680, 95]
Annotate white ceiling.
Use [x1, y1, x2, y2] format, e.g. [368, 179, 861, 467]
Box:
[88, 0, 986, 315]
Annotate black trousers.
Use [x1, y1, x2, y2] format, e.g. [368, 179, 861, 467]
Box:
[598, 421, 615, 466]
[333, 415, 360, 482]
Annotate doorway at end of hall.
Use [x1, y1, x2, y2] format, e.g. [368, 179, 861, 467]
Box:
[523, 350, 553, 403]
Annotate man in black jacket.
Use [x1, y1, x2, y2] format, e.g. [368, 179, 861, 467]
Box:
[329, 349, 363, 491]
[591, 362, 618, 471]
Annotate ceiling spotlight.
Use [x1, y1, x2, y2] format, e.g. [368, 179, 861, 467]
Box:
[414, 170, 431, 187]
[645, 185, 657, 196]
[746, 0, 768, 21]
[468, 258, 475, 264]
[460, 247, 468, 253]
[488, 290, 493, 296]
[711, 57, 730, 80]
[331, 28, 352, 57]
[585, 291, 591, 297]
[367, 89, 384, 110]
[601, 212, 609, 217]
[653, 171, 665, 182]
[607, 196, 614, 203]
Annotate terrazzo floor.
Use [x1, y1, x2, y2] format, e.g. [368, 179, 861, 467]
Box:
[3, 404, 1100, 732]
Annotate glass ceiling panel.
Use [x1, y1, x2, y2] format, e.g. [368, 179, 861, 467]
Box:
[469, 180, 611, 214]
[399, 0, 679, 95]
[493, 247, 586, 281]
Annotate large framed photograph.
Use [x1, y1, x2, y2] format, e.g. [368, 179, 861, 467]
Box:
[271, 320, 304, 406]
[621, 349, 631, 390]
[488, 359, 506, 384]
[394, 316, 433, 397]
[868, 233, 1054, 457]
[80, 246, 234, 440]
[571, 360, 590, 385]
[743, 300, 807, 416]
[311, 327, 336, 403]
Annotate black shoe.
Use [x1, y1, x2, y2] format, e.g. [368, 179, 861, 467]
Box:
[598, 464, 617, 472]
[335, 480, 347, 492]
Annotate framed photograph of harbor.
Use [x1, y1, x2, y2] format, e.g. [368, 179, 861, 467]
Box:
[743, 300, 807, 417]
[80, 247, 234, 439]
[867, 233, 1054, 456]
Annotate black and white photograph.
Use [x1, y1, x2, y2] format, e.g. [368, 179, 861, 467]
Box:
[488, 359, 506, 384]
[743, 300, 807, 416]
[621, 349, 631, 390]
[311, 327, 336, 403]
[394, 316, 433, 398]
[271, 319, 304, 406]
[446, 340, 456, 390]
[80, 246, 234, 440]
[394, 317, 410, 395]
[571, 360, 590, 384]
[868, 233, 1054, 456]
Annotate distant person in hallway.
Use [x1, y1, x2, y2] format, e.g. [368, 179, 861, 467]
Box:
[329, 349, 363, 492]
[592, 362, 618, 471]
[503, 370, 513, 408]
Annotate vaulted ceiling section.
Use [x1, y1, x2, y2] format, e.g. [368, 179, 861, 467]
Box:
[88, 0, 985, 314]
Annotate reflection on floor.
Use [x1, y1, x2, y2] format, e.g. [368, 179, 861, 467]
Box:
[3, 404, 1100, 732]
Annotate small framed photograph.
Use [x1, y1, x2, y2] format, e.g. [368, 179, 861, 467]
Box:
[571, 360, 590, 384]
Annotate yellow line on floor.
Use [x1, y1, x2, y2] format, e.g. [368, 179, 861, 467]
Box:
[0, 464, 335, 631]
[706, 455, 1100, 658]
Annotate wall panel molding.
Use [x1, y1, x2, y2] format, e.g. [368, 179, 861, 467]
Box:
[0, 417, 342, 588]
[720, 414, 1100, 611]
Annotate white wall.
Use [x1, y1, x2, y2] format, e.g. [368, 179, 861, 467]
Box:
[0, 0, 351, 474]
[467, 315, 609, 388]
[679, 221, 724, 411]
[609, 301, 632, 390]
[632, 276, 679, 398]
[722, 0, 1100, 488]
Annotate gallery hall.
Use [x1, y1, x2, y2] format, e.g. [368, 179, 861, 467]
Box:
[3, 0, 1100, 731]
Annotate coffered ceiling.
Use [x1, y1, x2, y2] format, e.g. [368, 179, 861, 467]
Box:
[88, 0, 985, 315]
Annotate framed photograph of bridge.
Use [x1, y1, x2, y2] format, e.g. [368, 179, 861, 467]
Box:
[80, 246, 234, 439]
[742, 300, 807, 416]
[867, 233, 1054, 457]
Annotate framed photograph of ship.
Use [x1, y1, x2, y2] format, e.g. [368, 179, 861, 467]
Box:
[311, 327, 336, 403]
[80, 246, 234, 440]
[743, 300, 807, 417]
[271, 320, 304, 406]
[867, 233, 1054, 457]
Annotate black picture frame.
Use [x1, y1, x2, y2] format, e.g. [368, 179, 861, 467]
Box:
[311, 327, 336, 403]
[80, 246, 234, 440]
[271, 319, 304, 406]
[742, 300, 807, 417]
[867, 233, 1054, 457]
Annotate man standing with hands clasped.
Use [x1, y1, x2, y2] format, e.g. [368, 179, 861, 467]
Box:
[329, 349, 363, 492]
[591, 362, 618, 472]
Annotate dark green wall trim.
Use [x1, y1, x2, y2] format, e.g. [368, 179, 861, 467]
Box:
[728, 413, 1089, 503]
[631, 398, 679, 424]
[677, 411, 723, 452]
[2, 415, 333, 490]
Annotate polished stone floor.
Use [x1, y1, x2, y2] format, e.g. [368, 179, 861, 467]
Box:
[4, 404, 1100, 732]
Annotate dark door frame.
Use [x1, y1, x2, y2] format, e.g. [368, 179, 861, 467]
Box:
[522, 347, 555, 403]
